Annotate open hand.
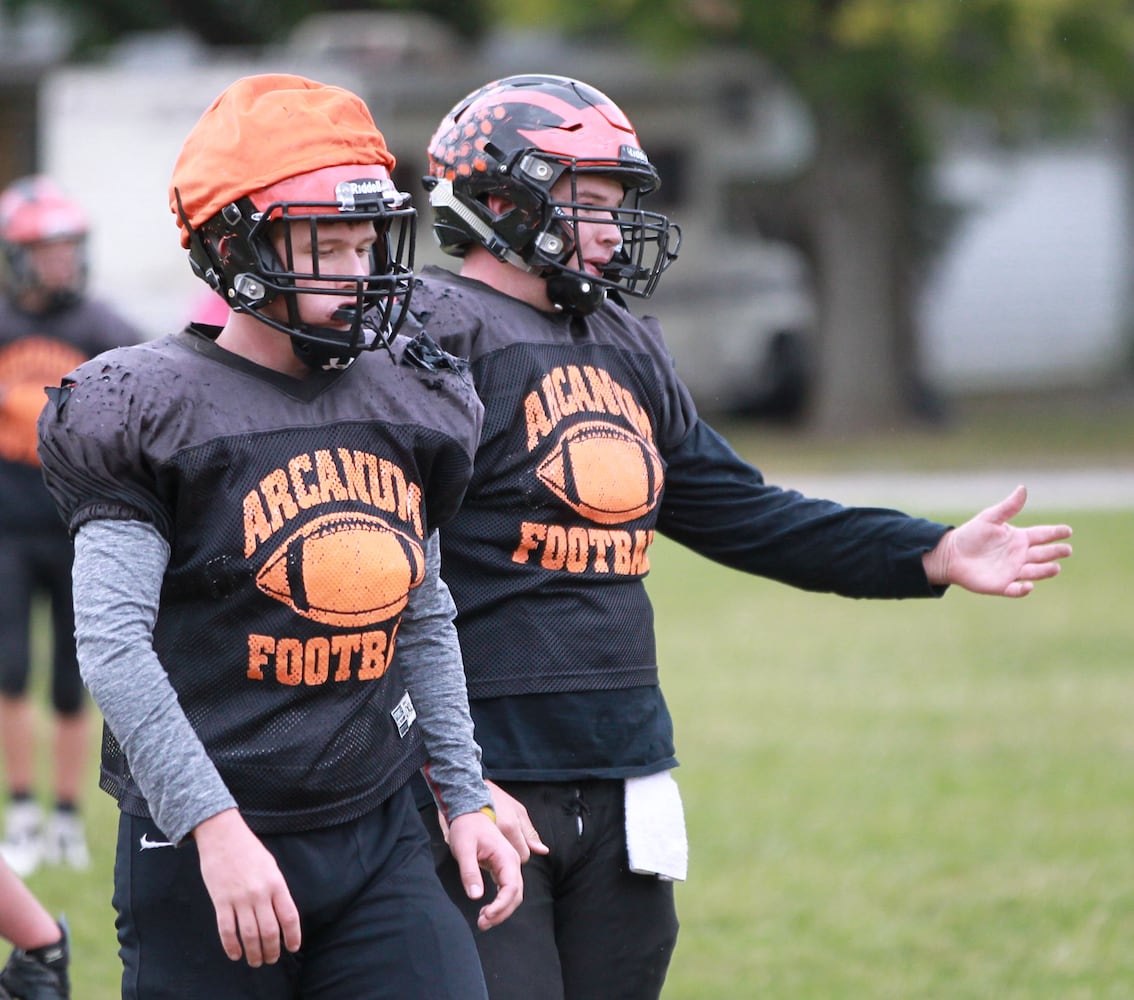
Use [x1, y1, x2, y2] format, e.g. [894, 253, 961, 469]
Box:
[922, 485, 1072, 597]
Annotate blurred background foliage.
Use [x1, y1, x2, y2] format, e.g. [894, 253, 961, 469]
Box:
[484, 0, 1134, 431]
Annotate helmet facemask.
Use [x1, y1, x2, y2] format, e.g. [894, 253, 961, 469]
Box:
[0, 175, 90, 313]
[178, 170, 416, 370]
[526, 156, 679, 313]
[1, 237, 89, 314]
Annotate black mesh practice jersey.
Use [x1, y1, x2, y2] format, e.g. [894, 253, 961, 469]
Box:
[37, 324, 483, 833]
[0, 297, 139, 531]
[412, 266, 950, 782]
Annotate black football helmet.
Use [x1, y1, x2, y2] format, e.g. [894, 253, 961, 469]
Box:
[175, 164, 416, 370]
[425, 73, 680, 315]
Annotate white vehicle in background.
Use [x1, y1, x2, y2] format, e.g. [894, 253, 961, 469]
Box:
[645, 234, 814, 418]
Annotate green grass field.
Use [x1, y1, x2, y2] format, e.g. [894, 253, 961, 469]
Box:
[656, 512, 1130, 999]
[8, 394, 1134, 998]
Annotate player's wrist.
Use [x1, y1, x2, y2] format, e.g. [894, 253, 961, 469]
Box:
[450, 804, 497, 825]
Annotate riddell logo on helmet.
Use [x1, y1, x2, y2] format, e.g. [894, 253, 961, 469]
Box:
[335, 178, 398, 211]
[620, 145, 649, 164]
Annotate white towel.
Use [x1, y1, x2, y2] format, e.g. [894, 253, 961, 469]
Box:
[624, 770, 688, 882]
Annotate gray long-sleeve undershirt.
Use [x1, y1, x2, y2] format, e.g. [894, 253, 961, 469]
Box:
[72, 519, 488, 844]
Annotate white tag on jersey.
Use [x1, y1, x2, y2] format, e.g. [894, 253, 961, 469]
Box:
[392, 690, 417, 738]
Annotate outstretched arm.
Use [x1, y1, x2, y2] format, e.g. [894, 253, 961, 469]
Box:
[921, 486, 1072, 597]
[659, 419, 951, 599]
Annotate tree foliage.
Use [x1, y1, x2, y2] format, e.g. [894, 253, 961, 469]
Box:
[1, 0, 489, 52]
[487, 0, 1134, 430]
[490, 0, 1134, 119]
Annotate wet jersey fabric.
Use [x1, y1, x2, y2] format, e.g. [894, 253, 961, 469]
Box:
[37, 323, 483, 834]
[0, 296, 139, 532]
[412, 265, 950, 782]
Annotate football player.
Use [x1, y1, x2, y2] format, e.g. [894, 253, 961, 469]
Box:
[37, 73, 519, 998]
[0, 175, 141, 878]
[410, 74, 1073, 1000]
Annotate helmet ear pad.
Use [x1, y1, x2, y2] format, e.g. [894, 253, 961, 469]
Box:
[189, 200, 289, 309]
[480, 189, 570, 263]
[467, 187, 600, 316]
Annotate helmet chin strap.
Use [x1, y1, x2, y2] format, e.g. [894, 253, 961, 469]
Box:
[289, 330, 357, 371]
[289, 307, 368, 372]
[545, 272, 607, 316]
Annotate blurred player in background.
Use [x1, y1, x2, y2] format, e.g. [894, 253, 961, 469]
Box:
[0, 175, 141, 877]
[410, 73, 1073, 1000]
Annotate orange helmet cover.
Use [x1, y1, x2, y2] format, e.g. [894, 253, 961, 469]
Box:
[169, 73, 397, 249]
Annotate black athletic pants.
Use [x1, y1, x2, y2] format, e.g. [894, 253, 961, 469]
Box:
[0, 531, 84, 714]
[114, 786, 487, 999]
[425, 778, 679, 1000]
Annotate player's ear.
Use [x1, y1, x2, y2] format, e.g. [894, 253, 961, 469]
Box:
[484, 193, 515, 216]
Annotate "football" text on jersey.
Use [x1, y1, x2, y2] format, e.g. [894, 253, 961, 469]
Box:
[246, 627, 397, 686]
[512, 521, 653, 575]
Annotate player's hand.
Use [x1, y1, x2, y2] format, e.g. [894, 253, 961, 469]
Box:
[193, 808, 302, 966]
[485, 780, 549, 863]
[446, 809, 523, 930]
[922, 486, 1072, 597]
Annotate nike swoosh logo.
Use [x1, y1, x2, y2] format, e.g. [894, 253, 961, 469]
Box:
[138, 833, 175, 851]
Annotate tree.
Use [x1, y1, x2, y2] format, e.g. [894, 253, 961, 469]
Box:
[0, 0, 488, 52]
[488, 0, 1134, 432]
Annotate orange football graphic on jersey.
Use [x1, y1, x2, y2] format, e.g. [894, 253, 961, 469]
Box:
[255, 512, 425, 627]
[536, 419, 663, 525]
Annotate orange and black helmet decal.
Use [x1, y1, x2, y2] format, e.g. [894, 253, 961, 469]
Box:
[427, 74, 658, 192]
